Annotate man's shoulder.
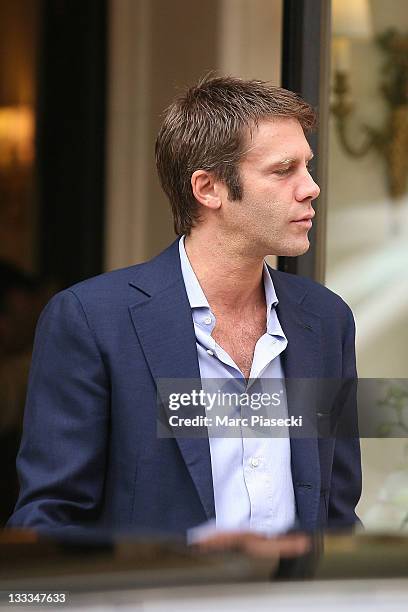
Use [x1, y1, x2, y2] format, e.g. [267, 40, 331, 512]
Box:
[62, 240, 181, 306]
[69, 263, 146, 298]
[270, 268, 353, 319]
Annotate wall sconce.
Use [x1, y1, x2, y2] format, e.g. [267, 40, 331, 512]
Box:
[0, 105, 35, 169]
[331, 0, 408, 199]
[0, 105, 35, 221]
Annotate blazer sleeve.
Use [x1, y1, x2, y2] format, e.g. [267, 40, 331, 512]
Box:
[328, 304, 362, 527]
[7, 289, 109, 529]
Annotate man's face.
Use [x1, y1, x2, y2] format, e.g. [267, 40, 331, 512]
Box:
[219, 117, 320, 257]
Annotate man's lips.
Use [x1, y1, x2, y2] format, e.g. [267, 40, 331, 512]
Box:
[291, 212, 315, 222]
[291, 212, 315, 227]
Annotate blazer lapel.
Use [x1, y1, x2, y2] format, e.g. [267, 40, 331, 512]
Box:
[272, 270, 322, 530]
[128, 241, 215, 520]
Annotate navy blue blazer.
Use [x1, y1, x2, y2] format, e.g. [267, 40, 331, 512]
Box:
[9, 239, 361, 533]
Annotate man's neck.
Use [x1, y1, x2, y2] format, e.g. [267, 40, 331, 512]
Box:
[184, 231, 265, 312]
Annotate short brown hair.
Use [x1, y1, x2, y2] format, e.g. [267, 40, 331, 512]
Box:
[155, 75, 316, 235]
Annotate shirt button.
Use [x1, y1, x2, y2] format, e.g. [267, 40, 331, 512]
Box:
[204, 316, 212, 325]
[250, 457, 260, 468]
[207, 349, 214, 356]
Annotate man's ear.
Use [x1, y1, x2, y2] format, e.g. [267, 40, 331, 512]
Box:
[191, 170, 222, 210]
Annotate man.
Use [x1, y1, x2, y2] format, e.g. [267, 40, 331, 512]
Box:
[8, 76, 361, 535]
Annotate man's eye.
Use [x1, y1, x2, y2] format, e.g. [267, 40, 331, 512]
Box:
[274, 167, 292, 176]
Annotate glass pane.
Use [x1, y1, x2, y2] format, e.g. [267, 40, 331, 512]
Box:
[326, 0, 408, 530]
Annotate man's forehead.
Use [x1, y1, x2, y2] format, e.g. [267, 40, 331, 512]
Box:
[241, 117, 313, 160]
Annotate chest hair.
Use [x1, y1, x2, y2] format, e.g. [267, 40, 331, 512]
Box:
[212, 308, 266, 379]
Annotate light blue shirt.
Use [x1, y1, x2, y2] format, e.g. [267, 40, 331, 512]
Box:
[179, 236, 296, 534]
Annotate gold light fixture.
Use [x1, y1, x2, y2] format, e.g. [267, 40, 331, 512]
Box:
[331, 0, 408, 199]
[0, 105, 35, 169]
[0, 105, 35, 222]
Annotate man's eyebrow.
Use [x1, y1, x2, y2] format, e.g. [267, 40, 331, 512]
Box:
[271, 150, 314, 166]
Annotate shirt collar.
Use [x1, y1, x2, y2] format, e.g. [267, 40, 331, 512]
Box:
[179, 235, 210, 309]
[179, 235, 280, 322]
[263, 260, 279, 311]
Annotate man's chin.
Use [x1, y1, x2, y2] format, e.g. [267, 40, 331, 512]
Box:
[273, 240, 310, 258]
[294, 241, 311, 257]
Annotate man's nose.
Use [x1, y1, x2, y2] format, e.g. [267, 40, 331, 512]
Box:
[296, 172, 320, 202]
